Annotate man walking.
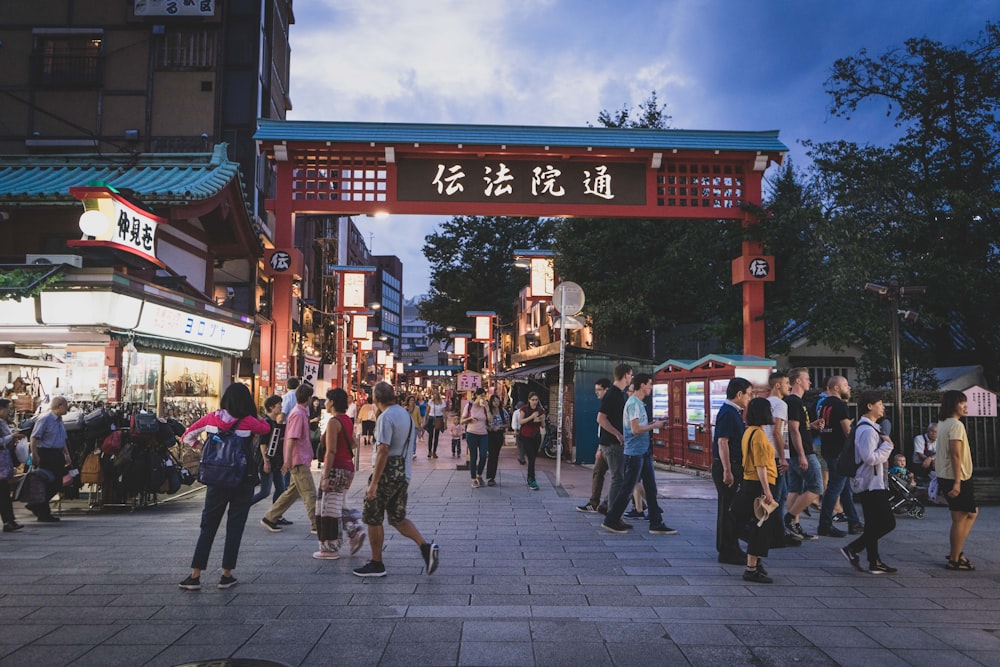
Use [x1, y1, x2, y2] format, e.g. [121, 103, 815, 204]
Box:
[27, 396, 72, 522]
[712, 377, 753, 564]
[354, 382, 439, 578]
[586, 365, 630, 519]
[261, 383, 317, 533]
[578, 378, 611, 513]
[602, 373, 675, 535]
[783, 368, 823, 541]
[817, 375, 863, 537]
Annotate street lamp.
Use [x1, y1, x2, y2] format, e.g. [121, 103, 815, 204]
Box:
[864, 277, 924, 450]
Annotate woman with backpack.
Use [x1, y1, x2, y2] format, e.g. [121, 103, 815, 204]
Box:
[178, 383, 270, 591]
[840, 390, 897, 575]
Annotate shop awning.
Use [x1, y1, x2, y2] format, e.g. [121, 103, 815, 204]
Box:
[494, 363, 558, 380]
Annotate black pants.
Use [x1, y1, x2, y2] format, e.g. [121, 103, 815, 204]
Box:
[712, 459, 744, 557]
[31, 448, 66, 518]
[847, 489, 895, 566]
[0, 479, 14, 524]
[428, 425, 441, 455]
[742, 480, 780, 558]
[519, 433, 540, 480]
[485, 431, 504, 480]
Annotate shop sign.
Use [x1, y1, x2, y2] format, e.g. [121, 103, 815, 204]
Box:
[134, 0, 215, 16]
[457, 371, 482, 391]
[275, 361, 288, 383]
[136, 301, 253, 351]
[302, 355, 321, 386]
[397, 159, 646, 206]
[731, 255, 775, 283]
[70, 186, 166, 264]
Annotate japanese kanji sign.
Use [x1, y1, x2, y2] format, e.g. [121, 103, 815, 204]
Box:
[69, 185, 166, 265]
[396, 159, 646, 206]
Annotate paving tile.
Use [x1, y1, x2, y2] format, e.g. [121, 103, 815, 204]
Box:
[462, 620, 531, 642]
[679, 644, 757, 666]
[459, 641, 534, 666]
[750, 645, 840, 666]
[727, 624, 810, 647]
[532, 641, 612, 667]
[0, 644, 89, 666]
[66, 643, 165, 667]
[379, 641, 459, 667]
[821, 647, 914, 667]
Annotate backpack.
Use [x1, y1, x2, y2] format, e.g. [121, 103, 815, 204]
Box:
[198, 420, 250, 488]
[835, 421, 878, 477]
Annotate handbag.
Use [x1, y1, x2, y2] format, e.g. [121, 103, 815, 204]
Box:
[80, 450, 103, 484]
[433, 416, 444, 431]
[0, 447, 13, 480]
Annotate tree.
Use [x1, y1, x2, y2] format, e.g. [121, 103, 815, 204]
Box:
[418, 216, 556, 336]
[809, 22, 1000, 385]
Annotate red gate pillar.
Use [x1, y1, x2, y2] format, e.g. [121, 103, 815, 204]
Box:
[271, 161, 295, 391]
[739, 240, 767, 357]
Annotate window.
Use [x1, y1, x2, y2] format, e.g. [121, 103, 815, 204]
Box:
[156, 29, 216, 70]
[33, 32, 103, 87]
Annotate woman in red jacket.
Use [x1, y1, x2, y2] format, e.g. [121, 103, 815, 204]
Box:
[178, 383, 270, 591]
[517, 393, 546, 490]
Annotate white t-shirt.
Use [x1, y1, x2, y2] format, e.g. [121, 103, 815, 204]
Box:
[763, 395, 790, 459]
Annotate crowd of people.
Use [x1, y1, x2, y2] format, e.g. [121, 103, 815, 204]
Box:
[0, 367, 984, 590]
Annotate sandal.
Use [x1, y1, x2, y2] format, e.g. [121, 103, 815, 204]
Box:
[946, 555, 975, 571]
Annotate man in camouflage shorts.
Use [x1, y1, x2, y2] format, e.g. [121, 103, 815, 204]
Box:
[354, 382, 440, 578]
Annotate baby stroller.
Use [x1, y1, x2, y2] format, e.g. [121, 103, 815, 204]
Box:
[888, 471, 925, 519]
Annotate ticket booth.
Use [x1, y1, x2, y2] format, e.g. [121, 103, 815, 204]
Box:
[652, 354, 775, 470]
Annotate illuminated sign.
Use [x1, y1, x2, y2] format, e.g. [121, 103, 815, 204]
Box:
[136, 302, 252, 351]
[397, 159, 646, 205]
[70, 186, 166, 264]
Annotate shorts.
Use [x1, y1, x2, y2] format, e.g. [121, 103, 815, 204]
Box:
[786, 453, 823, 496]
[938, 477, 978, 513]
[362, 420, 376, 436]
[362, 456, 408, 526]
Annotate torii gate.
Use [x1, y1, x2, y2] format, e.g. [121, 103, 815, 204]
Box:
[254, 119, 787, 391]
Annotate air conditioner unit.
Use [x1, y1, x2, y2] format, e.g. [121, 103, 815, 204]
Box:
[25, 254, 83, 268]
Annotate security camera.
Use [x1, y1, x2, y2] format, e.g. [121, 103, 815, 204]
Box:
[201, 133, 209, 140]
[225, 287, 235, 299]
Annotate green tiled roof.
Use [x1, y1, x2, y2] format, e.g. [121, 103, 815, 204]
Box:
[256, 119, 789, 153]
[0, 144, 244, 206]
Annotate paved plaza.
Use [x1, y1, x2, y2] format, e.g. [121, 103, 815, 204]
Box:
[2, 445, 1000, 667]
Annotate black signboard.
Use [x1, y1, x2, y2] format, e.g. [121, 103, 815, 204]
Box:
[396, 159, 646, 206]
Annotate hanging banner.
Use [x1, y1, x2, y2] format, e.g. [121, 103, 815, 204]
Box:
[302, 354, 321, 387]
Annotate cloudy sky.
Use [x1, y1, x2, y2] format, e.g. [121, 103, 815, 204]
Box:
[288, 0, 991, 300]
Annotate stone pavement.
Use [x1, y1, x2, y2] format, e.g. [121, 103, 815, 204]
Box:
[2, 444, 1000, 667]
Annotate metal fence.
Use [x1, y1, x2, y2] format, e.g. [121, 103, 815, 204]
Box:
[895, 404, 999, 474]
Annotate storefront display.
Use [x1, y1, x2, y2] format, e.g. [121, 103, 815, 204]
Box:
[161, 356, 220, 423]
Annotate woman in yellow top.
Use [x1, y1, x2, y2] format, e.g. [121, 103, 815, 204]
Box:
[740, 397, 779, 584]
[937, 390, 978, 571]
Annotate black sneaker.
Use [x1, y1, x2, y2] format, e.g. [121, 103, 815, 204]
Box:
[36, 515, 60, 522]
[841, 546, 864, 572]
[623, 508, 645, 519]
[178, 575, 201, 591]
[756, 560, 768, 576]
[596, 504, 607, 515]
[786, 522, 806, 541]
[421, 542, 440, 575]
[869, 561, 897, 575]
[276, 517, 294, 526]
[353, 560, 387, 578]
[649, 524, 678, 535]
[817, 525, 846, 538]
[577, 502, 599, 513]
[742, 568, 773, 584]
[796, 523, 818, 541]
[848, 523, 865, 535]
[217, 575, 237, 589]
[260, 517, 282, 532]
[833, 512, 847, 523]
[783, 512, 795, 529]
[601, 519, 630, 534]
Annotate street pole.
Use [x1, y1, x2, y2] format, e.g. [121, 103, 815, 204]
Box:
[889, 283, 904, 451]
[556, 284, 566, 487]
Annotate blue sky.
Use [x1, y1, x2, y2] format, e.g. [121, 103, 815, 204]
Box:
[288, 0, 993, 299]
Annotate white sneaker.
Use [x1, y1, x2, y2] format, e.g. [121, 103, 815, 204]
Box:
[312, 550, 340, 560]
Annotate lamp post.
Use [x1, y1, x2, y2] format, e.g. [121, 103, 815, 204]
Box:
[864, 277, 924, 451]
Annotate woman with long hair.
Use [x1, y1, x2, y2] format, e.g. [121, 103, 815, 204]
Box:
[314, 388, 366, 560]
[179, 383, 270, 590]
[426, 388, 447, 458]
[484, 394, 509, 487]
[516, 393, 546, 490]
[461, 388, 490, 488]
[937, 390, 978, 571]
[405, 395, 422, 458]
[0, 399, 24, 533]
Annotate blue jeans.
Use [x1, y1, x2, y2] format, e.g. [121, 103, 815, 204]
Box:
[251, 465, 286, 505]
[191, 480, 254, 571]
[820, 453, 861, 530]
[466, 432, 488, 478]
[607, 451, 663, 526]
[599, 444, 624, 508]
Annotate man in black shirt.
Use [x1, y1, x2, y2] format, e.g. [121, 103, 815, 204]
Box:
[591, 364, 631, 524]
[817, 376, 863, 537]
[783, 368, 824, 541]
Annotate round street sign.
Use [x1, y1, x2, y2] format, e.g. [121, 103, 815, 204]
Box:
[552, 281, 585, 315]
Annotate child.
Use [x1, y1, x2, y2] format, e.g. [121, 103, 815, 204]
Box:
[450, 412, 463, 457]
[888, 454, 916, 490]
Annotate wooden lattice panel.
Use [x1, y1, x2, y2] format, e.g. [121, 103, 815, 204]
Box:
[292, 154, 388, 202]
[657, 163, 744, 209]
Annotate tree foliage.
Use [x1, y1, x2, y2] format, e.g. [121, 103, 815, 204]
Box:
[418, 216, 556, 335]
[804, 22, 1000, 386]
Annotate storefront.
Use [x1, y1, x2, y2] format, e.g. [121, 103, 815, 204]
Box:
[1, 267, 253, 423]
